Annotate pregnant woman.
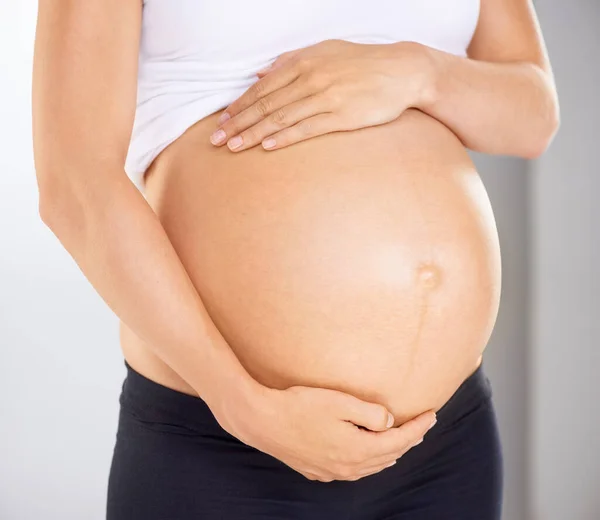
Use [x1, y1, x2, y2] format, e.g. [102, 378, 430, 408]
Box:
[32, 0, 559, 518]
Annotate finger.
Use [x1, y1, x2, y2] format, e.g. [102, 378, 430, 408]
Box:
[363, 410, 437, 458]
[227, 96, 328, 152]
[349, 460, 397, 480]
[298, 471, 321, 481]
[222, 59, 302, 121]
[261, 112, 341, 151]
[212, 85, 321, 151]
[288, 463, 330, 482]
[336, 392, 395, 432]
[301, 470, 335, 482]
[339, 461, 397, 482]
[217, 77, 313, 139]
[353, 436, 424, 469]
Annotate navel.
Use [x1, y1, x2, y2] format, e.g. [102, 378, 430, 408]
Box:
[416, 261, 443, 290]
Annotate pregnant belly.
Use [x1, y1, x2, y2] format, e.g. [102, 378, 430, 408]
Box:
[120, 108, 502, 423]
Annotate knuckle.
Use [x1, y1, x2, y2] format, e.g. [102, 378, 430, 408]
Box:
[398, 438, 412, 453]
[305, 70, 323, 89]
[297, 119, 314, 137]
[287, 385, 303, 396]
[226, 123, 244, 139]
[295, 57, 312, 72]
[297, 118, 322, 137]
[324, 87, 343, 108]
[323, 38, 342, 50]
[221, 121, 239, 138]
[250, 80, 266, 99]
[271, 108, 287, 126]
[255, 97, 272, 117]
[242, 128, 259, 144]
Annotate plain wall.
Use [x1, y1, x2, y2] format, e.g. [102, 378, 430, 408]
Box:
[475, 154, 530, 520]
[530, 1, 600, 519]
[0, 3, 127, 519]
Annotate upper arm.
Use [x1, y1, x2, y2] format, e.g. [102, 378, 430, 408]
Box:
[467, 0, 554, 78]
[32, 0, 142, 189]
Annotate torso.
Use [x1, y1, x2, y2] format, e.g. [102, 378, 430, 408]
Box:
[121, 107, 501, 423]
[121, 0, 498, 423]
[124, 0, 480, 185]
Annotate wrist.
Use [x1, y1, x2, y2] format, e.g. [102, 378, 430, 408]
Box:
[397, 41, 441, 111]
[203, 367, 276, 444]
[230, 384, 281, 446]
[201, 365, 264, 413]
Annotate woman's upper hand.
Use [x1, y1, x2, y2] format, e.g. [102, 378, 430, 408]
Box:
[209, 39, 434, 153]
[213, 381, 437, 482]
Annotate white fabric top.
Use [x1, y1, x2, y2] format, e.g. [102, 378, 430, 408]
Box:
[125, 0, 481, 192]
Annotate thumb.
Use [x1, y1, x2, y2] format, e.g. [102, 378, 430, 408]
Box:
[337, 393, 394, 432]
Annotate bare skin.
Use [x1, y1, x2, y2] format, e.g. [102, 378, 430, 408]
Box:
[33, 0, 557, 483]
[33, 0, 438, 484]
[123, 103, 499, 428]
[123, 0, 558, 428]
[214, 0, 559, 158]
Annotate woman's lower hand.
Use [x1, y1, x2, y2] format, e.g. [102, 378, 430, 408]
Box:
[215, 381, 437, 482]
[209, 39, 435, 152]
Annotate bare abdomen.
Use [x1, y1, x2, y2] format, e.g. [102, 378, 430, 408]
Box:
[121, 108, 501, 423]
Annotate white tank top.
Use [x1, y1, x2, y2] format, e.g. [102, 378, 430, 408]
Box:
[125, 0, 481, 192]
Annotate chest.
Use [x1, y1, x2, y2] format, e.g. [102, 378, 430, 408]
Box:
[140, 0, 481, 61]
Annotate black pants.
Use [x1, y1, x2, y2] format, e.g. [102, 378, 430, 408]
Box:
[107, 361, 503, 519]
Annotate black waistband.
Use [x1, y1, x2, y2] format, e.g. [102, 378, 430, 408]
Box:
[120, 359, 492, 436]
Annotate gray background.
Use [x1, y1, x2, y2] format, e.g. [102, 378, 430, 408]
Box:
[1, 1, 597, 519]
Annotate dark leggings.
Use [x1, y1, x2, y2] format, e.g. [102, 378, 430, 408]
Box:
[107, 361, 503, 519]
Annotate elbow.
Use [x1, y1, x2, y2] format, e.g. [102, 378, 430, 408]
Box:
[521, 81, 561, 160]
[37, 177, 89, 250]
[34, 146, 126, 233]
[38, 191, 62, 230]
[34, 149, 65, 227]
[520, 106, 561, 160]
[521, 128, 558, 160]
[35, 167, 78, 232]
[37, 171, 62, 229]
[36, 160, 123, 234]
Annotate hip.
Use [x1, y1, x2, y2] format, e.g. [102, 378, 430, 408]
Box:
[107, 359, 503, 520]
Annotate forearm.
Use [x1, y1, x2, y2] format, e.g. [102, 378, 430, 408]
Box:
[39, 169, 260, 409]
[410, 43, 560, 159]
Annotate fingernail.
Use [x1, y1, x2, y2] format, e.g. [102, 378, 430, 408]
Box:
[386, 412, 394, 428]
[428, 417, 438, 430]
[210, 129, 226, 145]
[413, 438, 424, 447]
[387, 460, 397, 467]
[218, 111, 230, 124]
[227, 136, 243, 150]
[262, 138, 276, 150]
